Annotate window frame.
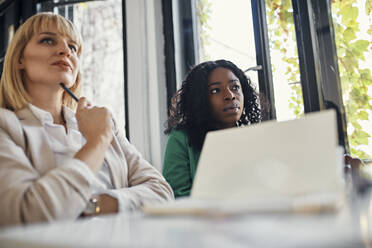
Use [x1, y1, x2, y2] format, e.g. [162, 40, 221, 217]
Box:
[251, 0, 277, 121]
[291, 0, 349, 150]
[170, 0, 349, 151]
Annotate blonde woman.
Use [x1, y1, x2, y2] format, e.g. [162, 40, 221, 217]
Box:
[0, 12, 173, 226]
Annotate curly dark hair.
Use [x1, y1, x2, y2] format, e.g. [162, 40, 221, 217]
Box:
[165, 59, 261, 150]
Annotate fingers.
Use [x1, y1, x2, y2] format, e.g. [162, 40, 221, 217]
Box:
[77, 97, 93, 110]
[77, 97, 88, 110]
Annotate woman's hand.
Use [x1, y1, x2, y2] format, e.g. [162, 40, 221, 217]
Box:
[344, 154, 364, 170]
[344, 154, 371, 193]
[74, 97, 113, 174]
[76, 97, 113, 147]
[97, 194, 118, 215]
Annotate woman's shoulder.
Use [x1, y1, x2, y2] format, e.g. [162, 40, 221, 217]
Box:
[168, 128, 189, 140]
[0, 108, 26, 148]
[0, 108, 19, 125]
[0, 107, 16, 116]
[166, 129, 192, 147]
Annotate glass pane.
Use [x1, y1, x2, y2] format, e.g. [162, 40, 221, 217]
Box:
[196, 0, 259, 90]
[265, 0, 304, 121]
[331, 0, 372, 159]
[38, 0, 126, 131]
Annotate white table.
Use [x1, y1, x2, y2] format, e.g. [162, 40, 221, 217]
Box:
[1, 191, 371, 248]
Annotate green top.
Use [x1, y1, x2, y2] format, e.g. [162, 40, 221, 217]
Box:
[162, 129, 201, 198]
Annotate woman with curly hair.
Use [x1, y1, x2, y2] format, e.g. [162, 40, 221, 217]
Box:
[163, 59, 261, 198]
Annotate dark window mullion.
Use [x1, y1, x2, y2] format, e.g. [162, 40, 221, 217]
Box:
[311, 0, 349, 150]
[122, 0, 129, 139]
[251, 0, 276, 121]
[180, 0, 196, 72]
[291, 0, 324, 113]
[161, 0, 177, 112]
[292, 0, 348, 150]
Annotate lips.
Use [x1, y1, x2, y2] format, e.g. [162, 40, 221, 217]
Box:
[52, 60, 72, 71]
[223, 103, 240, 112]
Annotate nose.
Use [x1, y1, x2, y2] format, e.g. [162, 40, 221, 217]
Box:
[57, 41, 71, 57]
[224, 89, 236, 101]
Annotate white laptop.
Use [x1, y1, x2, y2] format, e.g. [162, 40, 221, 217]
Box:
[191, 109, 343, 200]
[144, 110, 344, 216]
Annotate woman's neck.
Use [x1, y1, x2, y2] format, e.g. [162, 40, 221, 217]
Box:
[33, 101, 64, 124]
[212, 121, 237, 130]
[27, 84, 65, 125]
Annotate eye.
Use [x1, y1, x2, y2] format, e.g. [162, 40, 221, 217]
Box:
[231, 84, 241, 91]
[210, 88, 220, 94]
[40, 37, 54, 45]
[69, 44, 78, 53]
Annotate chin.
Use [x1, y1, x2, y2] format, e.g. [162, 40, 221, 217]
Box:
[62, 82, 75, 88]
[221, 118, 240, 128]
[57, 78, 75, 88]
[55, 74, 76, 87]
[226, 114, 241, 123]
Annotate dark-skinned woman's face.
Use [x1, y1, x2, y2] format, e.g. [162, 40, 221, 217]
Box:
[207, 67, 244, 129]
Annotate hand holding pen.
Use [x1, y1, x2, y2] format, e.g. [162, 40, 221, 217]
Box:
[60, 83, 118, 214]
[60, 82, 113, 148]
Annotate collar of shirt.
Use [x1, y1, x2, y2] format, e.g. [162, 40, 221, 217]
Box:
[28, 103, 78, 130]
[27, 103, 85, 151]
[28, 103, 54, 126]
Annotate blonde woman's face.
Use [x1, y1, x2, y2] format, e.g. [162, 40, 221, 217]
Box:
[19, 29, 80, 90]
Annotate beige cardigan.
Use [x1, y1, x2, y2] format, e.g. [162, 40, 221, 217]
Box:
[0, 107, 173, 226]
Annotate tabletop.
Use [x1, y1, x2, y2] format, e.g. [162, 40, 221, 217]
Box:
[0, 188, 371, 248]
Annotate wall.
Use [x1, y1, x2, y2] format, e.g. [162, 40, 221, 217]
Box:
[125, 0, 168, 171]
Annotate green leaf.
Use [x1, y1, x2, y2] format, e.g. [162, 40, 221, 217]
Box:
[343, 27, 357, 43]
[354, 149, 369, 159]
[281, 11, 292, 23]
[351, 120, 362, 130]
[355, 130, 370, 145]
[350, 137, 358, 146]
[342, 54, 358, 71]
[357, 110, 369, 120]
[340, 6, 359, 25]
[366, 0, 372, 15]
[283, 0, 291, 10]
[360, 69, 372, 82]
[368, 25, 372, 35]
[351, 40, 369, 54]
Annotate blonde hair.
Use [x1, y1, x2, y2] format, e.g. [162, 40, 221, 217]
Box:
[0, 12, 83, 111]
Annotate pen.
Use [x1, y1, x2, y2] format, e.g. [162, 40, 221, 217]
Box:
[59, 82, 79, 102]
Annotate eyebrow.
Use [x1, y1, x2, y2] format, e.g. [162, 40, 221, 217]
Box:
[208, 79, 239, 87]
[208, 82, 221, 87]
[39, 31, 57, 36]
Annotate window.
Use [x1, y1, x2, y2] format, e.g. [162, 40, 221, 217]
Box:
[192, 0, 351, 152]
[196, 0, 305, 121]
[331, 0, 372, 159]
[37, 0, 126, 131]
[265, 0, 304, 121]
[196, 0, 259, 90]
